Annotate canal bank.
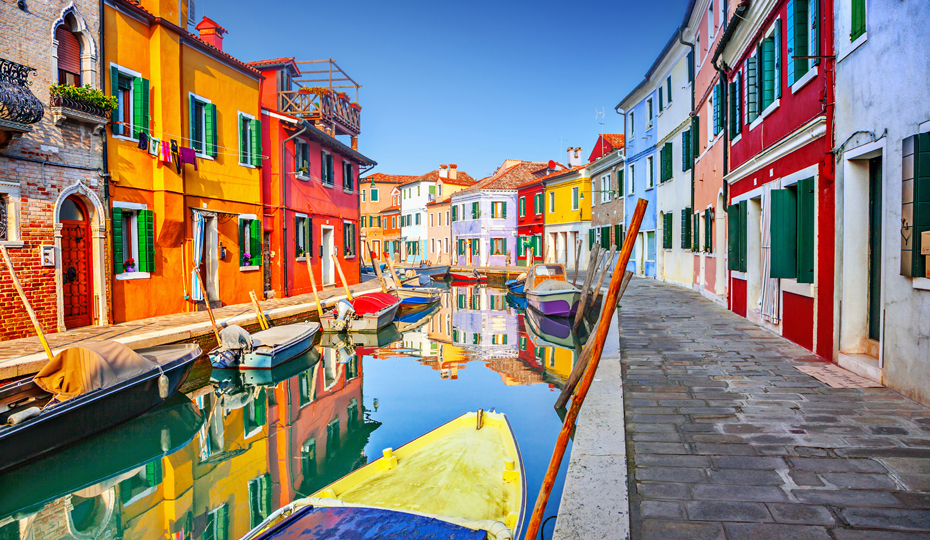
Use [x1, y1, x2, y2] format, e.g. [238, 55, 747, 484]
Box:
[0, 282, 381, 379]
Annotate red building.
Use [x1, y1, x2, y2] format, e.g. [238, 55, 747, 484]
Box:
[248, 58, 376, 296]
[718, 0, 834, 357]
[516, 176, 545, 266]
[587, 134, 625, 163]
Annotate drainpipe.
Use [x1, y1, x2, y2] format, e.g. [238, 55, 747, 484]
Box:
[712, 0, 751, 204]
[678, 28, 696, 219]
[613, 106, 627, 237]
[99, 0, 113, 324]
[281, 121, 309, 297]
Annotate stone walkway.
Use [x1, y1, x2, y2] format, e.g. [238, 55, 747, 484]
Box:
[621, 279, 930, 539]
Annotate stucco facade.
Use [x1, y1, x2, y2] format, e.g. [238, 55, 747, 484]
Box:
[426, 198, 452, 264]
[588, 142, 626, 251]
[832, 0, 930, 404]
[516, 178, 545, 266]
[618, 83, 659, 277]
[360, 173, 413, 261]
[542, 167, 594, 271]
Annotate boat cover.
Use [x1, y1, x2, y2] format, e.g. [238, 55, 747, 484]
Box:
[261, 505, 488, 540]
[352, 293, 399, 316]
[251, 323, 319, 349]
[532, 279, 577, 293]
[33, 341, 156, 401]
[400, 296, 436, 305]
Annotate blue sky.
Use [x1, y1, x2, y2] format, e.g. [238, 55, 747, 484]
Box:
[216, 0, 689, 179]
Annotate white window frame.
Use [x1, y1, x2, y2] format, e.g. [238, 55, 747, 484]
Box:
[628, 164, 636, 195]
[295, 139, 310, 180]
[601, 174, 612, 203]
[430, 212, 434, 227]
[629, 110, 635, 138]
[188, 92, 212, 158]
[238, 214, 260, 271]
[519, 196, 526, 217]
[238, 110, 255, 166]
[0, 182, 23, 247]
[646, 98, 654, 128]
[535, 193, 543, 215]
[361, 189, 366, 202]
[549, 191, 555, 213]
[571, 187, 579, 210]
[647, 156, 655, 189]
[321, 150, 333, 186]
[708, 0, 715, 39]
[113, 201, 150, 280]
[296, 212, 308, 261]
[110, 63, 142, 142]
[446, 210, 449, 224]
[343, 219, 356, 259]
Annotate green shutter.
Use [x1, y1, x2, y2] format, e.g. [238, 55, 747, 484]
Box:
[665, 142, 673, 180]
[327, 154, 334, 183]
[502, 202, 507, 218]
[770, 188, 798, 278]
[112, 207, 123, 273]
[774, 19, 782, 99]
[851, 0, 865, 41]
[810, 0, 820, 67]
[681, 207, 690, 249]
[145, 460, 163, 486]
[204, 103, 215, 157]
[473, 239, 480, 255]
[601, 226, 610, 248]
[132, 77, 148, 139]
[615, 224, 622, 248]
[110, 66, 119, 99]
[687, 51, 694, 82]
[712, 83, 720, 136]
[472, 202, 478, 219]
[762, 39, 775, 109]
[452, 205, 457, 221]
[738, 200, 748, 272]
[662, 213, 669, 249]
[217, 505, 229, 540]
[903, 134, 930, 277]
[797, 177, 815, 283]
[250, 119, 261, 167]
[667, 76, 672, 103]
[295, 215, 301, 256]
[727, 204, 739, 270]
[320, 150, 326, 182]
[704, 208, 712, 252]
[682, 130, 691, 171]
[250, 219, 262, 266]
[747, 57, 758, 122]
[693, 212, 700, 252]
[190, 96, 197, 151]
[588, 228, 594, 249]
[238, 219, 246, 265]
[692, 116, 700, 158]
[659, 87, 664, 112]
[140, 209, 155, 272]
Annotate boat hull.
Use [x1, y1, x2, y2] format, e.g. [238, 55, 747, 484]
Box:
[0, 344, 200, 474]
[416, 265, 450, 277]
[526, 289, 581, 318]
[505, 278, 525, 297]
[239, 323, 319, 369]
[320, 302, 400, 333]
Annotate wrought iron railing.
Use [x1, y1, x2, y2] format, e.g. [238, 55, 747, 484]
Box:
[50, 95, 111, 119]
[0, 58, 44, 125]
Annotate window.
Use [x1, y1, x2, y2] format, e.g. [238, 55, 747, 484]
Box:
[321, 150, 334, 185]
[238, 112, 261, 166]
[768, 178, 814, 282]
[787, 0, 820, 86]
[392, 216, 397, 228]
[712, 82, 724, 137]
[746, 21, 783, 123]
[647, 231, 656, 262]
[646, 98, 654, 128]
[601, 174, 612, 203]
[56, 23, 82, 86]
[406, 241, 419, 256]
[371, 188, 379, 202]
[708, 0, 715, 38]
[295, 140, 310, 179]
[430, 238, 435, 253]
[850, 0, 865, 41]
[0, 193, 11, 242]
[693, 212, 700, 252]
[666, 76, 673, 104]
[113, 203, 154, 276]
[704, 207, 714, 252]
[295, 214, 311, 259]
[549, 192, 555, 213]
[729, 73, 743, 137]
[452, 205, 458, 222]
[110, 65, 149, 139]
[659, 86, 664, 113]
[189, 93, 216, 156]
[628, 165, 635, 195]
[343, 160, 354, 191]
[519, 196, 526, 217]
[239, 216, 261, 267]
[471, 202, 479, 219]
[727, 201, 748, 271]
[344, 221, 357, 257]
[682, 130, 693, 170]
[119, 460, 163, 505]
[647, 156, 655, 189]
[687, 50, 695, 82]
[600, 225, 610, 248]
[681, 206, 692, 249]
[361, 190, 366, 202]
[629, 110, 635, 139]
[663, 212, 673, 249]
[445, 210, 449, 224]
[618, 168, 625, 196]
[203, 505, 228, 540]
[660, 142, 673, 183]
[415, 213, 421, 225]
[491, 237, 506, 255]
[535, 193, 543, 215]
[492, 201, 507, 218]
[903, 133, 930, 277]
[439, 184, 443, 196]
[243, 388, 266, 438]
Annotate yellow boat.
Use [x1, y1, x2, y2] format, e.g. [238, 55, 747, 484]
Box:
[243, 410, 525, 540]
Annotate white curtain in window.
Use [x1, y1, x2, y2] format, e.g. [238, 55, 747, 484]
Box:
[760, 184, 780, 323]
[192, 211, 205, 301]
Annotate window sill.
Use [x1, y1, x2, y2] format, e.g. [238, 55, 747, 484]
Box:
[838, 32, 868, 63]
[297, 174, 310, 181]
[116, 271, 151, 280]
[112, 134, 139, 143]
[731, 270, 747, 280]
[345, 255, 356, 259]
[0, 241, 25, 248]
[197, 153, 214, 161]
[239, 163, 256, 169]
[749, 99, 780, 131]
[791, 67, 818, 94]
[344, 188, 354, 194]
[240, 265, 260, 272]
[913, 278, 930, 291]
[296, 256, 307, 262]
[730, 133, 742, 146]
[322, 182, 334, 189]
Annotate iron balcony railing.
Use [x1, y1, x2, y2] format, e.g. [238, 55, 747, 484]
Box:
[0, 58, 44, 126]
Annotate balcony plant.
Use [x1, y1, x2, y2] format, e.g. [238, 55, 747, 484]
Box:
[50, 84, 117, 117]
[349, 102, 362, 111]
[123, 257, 135, 273]
[336, 91, 350, 101]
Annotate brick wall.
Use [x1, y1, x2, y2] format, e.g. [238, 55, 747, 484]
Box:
[0, 0, 106, 341]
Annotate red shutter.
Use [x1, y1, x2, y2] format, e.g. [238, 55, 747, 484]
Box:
[55, 26, 81, 78]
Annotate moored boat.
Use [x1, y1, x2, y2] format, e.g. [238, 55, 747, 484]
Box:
[396, 293, 442, 317]
[505, 272, 527, 297]
[0, 341, 200, 474]
[450, 269, 487, 283]
[524, 264, 581, 318]
[242, 410, 525, 540]
[208, 322, 320, 369]
[393, 302, 442, 333]
[321, 292, 401, 333]
[415, 263, 450, 278]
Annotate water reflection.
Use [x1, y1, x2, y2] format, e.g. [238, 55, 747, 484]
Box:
[0, 285, 583, 540]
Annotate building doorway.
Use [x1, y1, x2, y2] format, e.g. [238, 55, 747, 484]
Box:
[59, 196, 92, 328]
[198, 214, 219, 304]
[321, 225, 335, 285]
[868, 156, 882, 342]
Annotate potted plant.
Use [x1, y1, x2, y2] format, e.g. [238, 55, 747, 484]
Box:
[298, 87, 311, 94]
[336, 91, 350, 102]
[243, 252, 251, 265]
[349, 102, 362, 111]
[123, 258, 136, 273]
[49, 83, 117, 117]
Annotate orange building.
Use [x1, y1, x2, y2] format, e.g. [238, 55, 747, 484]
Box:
[380, 187, 402, 261]
[360, 173, 414, 260]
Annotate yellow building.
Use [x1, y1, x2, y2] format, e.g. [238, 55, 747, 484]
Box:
[541, 166, 593, 270]
[105, 0, 264, 322]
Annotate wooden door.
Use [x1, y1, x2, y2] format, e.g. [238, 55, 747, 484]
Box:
[60, 196, 92, 328]
[868, 157, 882, 341]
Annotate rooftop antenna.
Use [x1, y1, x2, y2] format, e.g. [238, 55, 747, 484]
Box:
[596, 108, 606, 154]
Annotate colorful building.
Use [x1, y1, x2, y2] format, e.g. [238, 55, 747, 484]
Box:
[541, 158, 593, 271]
[719, 0, 835, 357]
[452, 160, 546, 267]
[104, 3, 264, 321]
[248, 57, 375, 295]
[516, 176, 545, 266]
[426, 197, 452, 264]
[617, 79, 660, 277]
[1, 0, 109, 339]
[380, 191, 402, 261]
[587, 135, 626, 255]
[360, 173, 414, 261]
[399, 165, 474, 264]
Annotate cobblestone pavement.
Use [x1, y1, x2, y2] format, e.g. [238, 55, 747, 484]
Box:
[621, 279, 930, 540]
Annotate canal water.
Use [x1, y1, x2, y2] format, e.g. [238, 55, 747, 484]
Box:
[0, 285, 585, 540]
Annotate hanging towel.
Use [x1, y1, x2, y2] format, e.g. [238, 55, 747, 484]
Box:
[137, 132, 148, 150]
[148, 137, 160, 157]
[179, 147, 198, 171]
[160, 140, 172, 163]
[171, 140, 181, 174]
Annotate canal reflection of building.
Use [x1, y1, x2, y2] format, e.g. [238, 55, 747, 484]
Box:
[0, 346, 379, 540]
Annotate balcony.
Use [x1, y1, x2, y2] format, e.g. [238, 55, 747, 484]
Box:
[278, 59, 362, 138]
[49, 94, 111, 135]
[0, 58, 44, 148]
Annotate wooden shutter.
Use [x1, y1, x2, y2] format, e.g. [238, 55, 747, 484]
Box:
[320, 150, 326, 182]
[774, 19, 782, 98]
[692, 116, 700, 159]
[770, 188, 798, 278]
[307, 217, 313, 256]
[746, 57, 758, 122]
[687, 51, 694, 82]
[294, 215, 301, 256]
[727, 204, 739, 270]
[137, 211, 149, 271]
[206, 103, 217, 157]
[787, 0, 801, 86]
[145, 460, 163, 486]
[502, 202, 507, 218]
[452, 205, 457, 221]
[250, 219, 262, 266]
[664, 142, 673, 180]
[851, 0, 865, 41]
[667, 77, 673, 103]
[601, 226, 610, 248]
[472, 202, 478, 219]
[327, 154, 334, 183]
[473, 239, 479, 255]
[797, 177, 815, 283]
[238, 219, 246, 265]
[738, 200, 748, 272]
[762, 39, 775, 108]
[250, 119, 261, 167]
[141, 209, 155, 272]
[712, 83, 720, 136]
[703, 208, 712, 252]
[615, 224, 622, 248]
[588, 229, 595, 249]
[217, 505, 229, 540]
[662, 213, 670, 249]
[810, 0, 820, 66]
[132, 77, 149, 139]
[693, 212, 700, 252]
[112, 207, 123, 273]
[659, 87, 664, 111]
[681, 207, 690, 249]
[682, 130, 691, 171]
[902, 134, 930, 277]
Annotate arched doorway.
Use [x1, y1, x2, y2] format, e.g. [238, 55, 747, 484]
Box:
[60, 196, 93, 328]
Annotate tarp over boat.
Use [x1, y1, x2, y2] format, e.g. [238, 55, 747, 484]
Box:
[32, 341, 155, 401]
[259, 505, 489, 539]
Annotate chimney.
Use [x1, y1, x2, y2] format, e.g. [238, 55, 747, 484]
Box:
[567, 147, 583, 167]
[449, 164, 458, 180]
[195, 17, 227, 51]
[439, 165, 448, 178]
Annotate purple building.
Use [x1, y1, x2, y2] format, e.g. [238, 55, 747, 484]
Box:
[450, 160, 548, 267]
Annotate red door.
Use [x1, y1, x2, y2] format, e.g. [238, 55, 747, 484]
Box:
[60, 196, 93, 328]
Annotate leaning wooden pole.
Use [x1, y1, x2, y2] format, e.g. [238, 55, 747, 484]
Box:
[304, 256, 325, 319]
[556, 269, 633, 409]
[589, 245, 618, 309]
[193, 267, 222, 345]
[0, 245, 54, 362]
[385, 257, 404, 291]
[524, 198, 648, 540]
[573, 246, 603, 330]
[331, 253, 354, 301]
[365, 241, 388, 294]
[571, 239, 583, 286]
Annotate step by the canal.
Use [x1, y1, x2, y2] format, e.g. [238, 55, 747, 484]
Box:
[0, 282, 381, 380]
[555, 278, 930, 540]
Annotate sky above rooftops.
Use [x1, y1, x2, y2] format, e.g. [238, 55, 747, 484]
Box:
[214, 0, 688, 178]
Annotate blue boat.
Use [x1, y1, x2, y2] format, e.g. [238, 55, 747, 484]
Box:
[505, 277, 525, 297]
[396, 294, 441, 318]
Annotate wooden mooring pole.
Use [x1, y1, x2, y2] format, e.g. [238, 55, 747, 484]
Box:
[571, 239, 583, 286]
[523, 198, 648, 540]
[0, 245, 55, 361]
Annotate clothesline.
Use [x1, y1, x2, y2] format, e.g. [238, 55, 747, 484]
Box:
[113, 121, 269, 161]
